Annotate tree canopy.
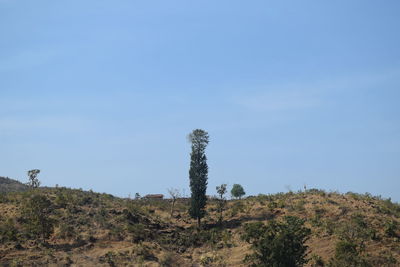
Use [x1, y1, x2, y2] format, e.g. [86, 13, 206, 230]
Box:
[231, 184, 245, 199]
[188, 129, 209, 227]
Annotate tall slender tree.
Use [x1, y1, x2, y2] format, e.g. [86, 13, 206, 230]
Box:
[188, 129, 209, 227]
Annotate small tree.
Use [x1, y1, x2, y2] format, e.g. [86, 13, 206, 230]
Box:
[188, 129, 209, 227]
[216, 184, 227, 224]
[231, 184, 245, 199]
[168, 188, 181, 217]
[27, 169, 41, 188]
[328, 240, 370, 267]
[242, 216, 311, 267]
[21, 194, 55, 243]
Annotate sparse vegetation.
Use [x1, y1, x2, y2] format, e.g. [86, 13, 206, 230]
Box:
[0, 178, 399, 266]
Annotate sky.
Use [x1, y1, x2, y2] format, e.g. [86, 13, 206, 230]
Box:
[1, 1, 400, 201]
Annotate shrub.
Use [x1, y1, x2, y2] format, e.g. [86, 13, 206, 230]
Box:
[133, 243, 156, 261]
[242, 216, 311, 266]
[0, 218, 19, 242]
[328, 240, 370, 267]
[20, 193, 56, 242]
[57, 224, 77, 241]
[0, 193, 8, 203]
[384, 220, 398, 238]
[380, 198, 400, 216]
[289, 200, 306, 212]
[268, 201, 278, 211]
[336, 214, 374, 242]
[126, 223, 149, 243]
[108, 225, 125, 241]
[94, 207, 108, 227]
[159, 252, 179, 267]
[230, 201, 245, 217]
[310, 254, 325, 267]
[200, 253, 221, 266]
[170, 227, 226, 249]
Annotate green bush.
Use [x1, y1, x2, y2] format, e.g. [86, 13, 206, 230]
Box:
[109, 225, 125, 241]
[94, 207, 108, 227]
[0, 218, 19, 242]
[336, 214, 374, 242]
[0, 193, 8, 203]
[242, 216, 311, 266]
[133, 243, 156, 262]
[328, 240, 370, 267]
[310, 254, 325, 267]
[126, 223, 149, 243]
[384, 220, 398, 238]
[377, 198, 400, 217]
[57, 223, 77, 241]
[169, 227, 226, 248]
[230, 201, 245, 217]
[20, 193, 56, 242]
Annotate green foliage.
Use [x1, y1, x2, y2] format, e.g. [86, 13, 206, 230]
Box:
[328, 240, 370, 267]
[384, 219, 398, 238]
[310, 254, 325, 267]
[231, 184, 245, 199]
[20, 193, 55, 242]
[133, 243, 156, 262]
[242, 216, 311, 267]
[104, 251, 117, 267]
[126, 223, 150, 243]
[268, 201, 278, 211]
[329, 214, 376, 266]
[94, 207, 109, 227]
[336, 214, 374, 242]
[216, 184, 227, 224]
[0, 176, 29, 194]
[109, 225, 125, 241]
[288, 200, 306, 212]
[370, 250, 398, 266]
[170, 227, 228, 249]
[54, 188, 76, 209]
[309, 207, 327, 228]
[57, 223, 77, 241]
[200, 253, 223, 266]
[0, 193, 6, 203]
[188, 129, 209, 226]
[0, 218, 19, 242]
[307, 188, 326, 197]
[377, 198, 400, 217]
[229, 201, 245, 217]
[27, 169, 41, 188]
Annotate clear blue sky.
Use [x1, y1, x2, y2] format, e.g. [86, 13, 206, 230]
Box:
[1, 1, 399, 201]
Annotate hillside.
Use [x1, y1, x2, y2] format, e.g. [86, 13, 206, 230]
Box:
[0, 177, 29, 193]
[0, 187, 399, 266]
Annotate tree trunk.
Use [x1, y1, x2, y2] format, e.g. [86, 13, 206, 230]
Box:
[170, 199, 176, 218]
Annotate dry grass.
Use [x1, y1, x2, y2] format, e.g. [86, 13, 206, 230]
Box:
[0, 188, 399, 266]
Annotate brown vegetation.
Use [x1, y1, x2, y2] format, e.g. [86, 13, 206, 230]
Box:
[0, 185, 399, 266]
